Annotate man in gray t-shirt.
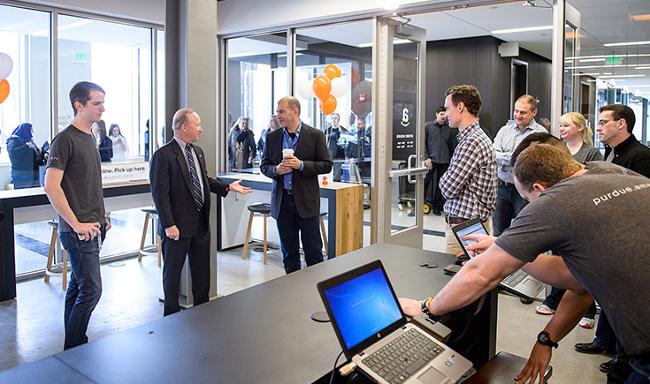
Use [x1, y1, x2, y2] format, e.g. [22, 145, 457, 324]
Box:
[44, 81, 110, 350]
[399, 144, 650, 383]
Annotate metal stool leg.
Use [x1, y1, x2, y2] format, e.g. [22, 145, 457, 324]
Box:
[319, 216, 328, 257]
[241, 212, 254, 259]
[138, 213, 151, 261]
[263, 213, 268, 265]
[156, 234, 162, 266]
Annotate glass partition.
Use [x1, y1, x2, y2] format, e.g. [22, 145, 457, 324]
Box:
[57, 15, 152, 162]
[225, 33, 288, 172]
[0, 5, 51, 188]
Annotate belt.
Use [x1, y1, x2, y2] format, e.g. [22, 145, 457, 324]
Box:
[445, 216, 487, 225]
[283, 188, 293, 195]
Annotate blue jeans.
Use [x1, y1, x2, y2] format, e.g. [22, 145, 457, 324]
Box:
[60, 228, 104, 350]
[627, 358, 650, 383]
[492, 180, 529, 236]
[594, 310, 620, 354]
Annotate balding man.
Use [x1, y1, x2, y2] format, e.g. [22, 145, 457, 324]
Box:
[260, 96, 332, 273]
[492, 95, 547, 236]
[150, 108, 251, 316]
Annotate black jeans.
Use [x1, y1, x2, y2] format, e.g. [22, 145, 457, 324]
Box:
[492, 180, 528, 236]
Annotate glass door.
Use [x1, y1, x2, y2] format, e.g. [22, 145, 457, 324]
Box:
[371, 17, 426, 247]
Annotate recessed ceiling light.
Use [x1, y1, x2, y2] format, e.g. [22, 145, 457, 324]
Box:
[599, 74, 646, 79]
[566, 64, 628, 70]
[636, 66, 650, 70]
[491, 25, 553, 34]
[579, 58, 606, 63]
[603, 40, 650, 47]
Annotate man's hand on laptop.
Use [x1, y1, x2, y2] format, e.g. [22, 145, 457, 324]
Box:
[461, 234, 496, 257]
[398, 297, 424, 317]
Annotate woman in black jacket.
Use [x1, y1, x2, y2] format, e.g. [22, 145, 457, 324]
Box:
[7, 123, 43, 188]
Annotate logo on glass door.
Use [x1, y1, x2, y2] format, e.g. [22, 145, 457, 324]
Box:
[400, 107, 410, 127]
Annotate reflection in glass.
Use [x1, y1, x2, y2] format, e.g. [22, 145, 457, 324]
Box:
[226, 33, 287, 172]
[0, 5, 51, 188]
[57, 15, 152, 161]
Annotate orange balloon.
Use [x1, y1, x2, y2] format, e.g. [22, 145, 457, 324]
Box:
[0, 80, 9, 104]
[320, 95, 337, 115]
[323, 64, 342, 80]
[312, 75, 331, 100]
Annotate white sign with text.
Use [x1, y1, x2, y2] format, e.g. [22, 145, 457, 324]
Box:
[101, 161, 149, 185]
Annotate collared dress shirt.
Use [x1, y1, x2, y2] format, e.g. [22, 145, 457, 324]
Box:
[174, 136, 204, 203]
[440, 121, 497, 221]
[493, 120, 547, 183]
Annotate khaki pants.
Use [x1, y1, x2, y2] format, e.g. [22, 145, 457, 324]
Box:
[445, 218, 492, 256]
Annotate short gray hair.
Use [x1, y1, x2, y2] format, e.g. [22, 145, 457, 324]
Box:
[279, 96, 301, 114]
[172, 108, 196, 131]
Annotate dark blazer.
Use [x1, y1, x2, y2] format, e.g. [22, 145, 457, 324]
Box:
[605, 134, 650, 178]
[260, 123, 332, 219]
[150, 139, 229, 238]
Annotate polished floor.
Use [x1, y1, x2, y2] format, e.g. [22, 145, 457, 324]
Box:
[0, 210, 608, 383]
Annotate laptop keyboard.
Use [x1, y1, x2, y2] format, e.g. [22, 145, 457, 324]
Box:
[502, 269, 527, 287]
[362, 328, 444, 384]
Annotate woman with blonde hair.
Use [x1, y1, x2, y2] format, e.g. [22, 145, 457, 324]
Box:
[558, 112, 603, 164]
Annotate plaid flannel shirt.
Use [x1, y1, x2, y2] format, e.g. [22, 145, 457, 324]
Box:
[440, 121, 497, 221]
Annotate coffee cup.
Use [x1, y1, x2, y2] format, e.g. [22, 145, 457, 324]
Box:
[282, 148, 294, 158]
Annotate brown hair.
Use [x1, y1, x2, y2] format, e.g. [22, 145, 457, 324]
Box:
[445, 85, 482, 116]
[515, 95, 539, 112]
[514, 143, 582, 190]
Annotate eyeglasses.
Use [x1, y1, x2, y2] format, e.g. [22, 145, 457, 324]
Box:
[597, 118, 620, 127]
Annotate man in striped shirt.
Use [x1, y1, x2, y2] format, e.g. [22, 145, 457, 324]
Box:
[439, 85, 497, 255]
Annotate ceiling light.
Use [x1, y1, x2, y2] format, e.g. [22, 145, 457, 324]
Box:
[357, 39, 410, 48]
[579, 58, 606, 63]
[565, 64, 628, 70]
[603, 40, 650, 47]
[599, 74, 646, 79]
[636, 66, 650, 70]
[491, 25, 553, 34]
[630, 14, 650, 22]
[573, 72, 599, 76]
[567, 54, 650, 60]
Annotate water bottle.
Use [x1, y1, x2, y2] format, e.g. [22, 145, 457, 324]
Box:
[341, 159, 350, 183]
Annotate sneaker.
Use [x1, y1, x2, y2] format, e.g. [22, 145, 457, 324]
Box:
[579, 317, 595, 329]
[535, 304, 555, 315]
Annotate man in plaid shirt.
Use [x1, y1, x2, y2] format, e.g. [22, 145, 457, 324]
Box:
[439, 85, 497, 255]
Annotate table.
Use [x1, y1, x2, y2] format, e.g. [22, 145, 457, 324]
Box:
[0, 244, 497, 384]
[217, 172, 364, 257]
[0, 182, 152, 302]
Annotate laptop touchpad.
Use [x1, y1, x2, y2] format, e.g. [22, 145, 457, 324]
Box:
[417, 366, 447, 383]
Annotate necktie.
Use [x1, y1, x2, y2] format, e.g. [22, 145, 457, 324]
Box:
[185, 143, 203, 211]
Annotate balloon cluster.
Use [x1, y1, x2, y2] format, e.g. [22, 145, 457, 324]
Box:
[297, 64, 347, 116]
[0, 52, 13, 104]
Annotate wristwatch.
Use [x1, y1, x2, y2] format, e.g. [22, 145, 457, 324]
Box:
[537, 331, 558, 348]
[421, 297, 435, 319]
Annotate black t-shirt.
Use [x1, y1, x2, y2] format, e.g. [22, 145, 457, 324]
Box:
[47, 125, 105, 232]
[496, 162, 650, 355]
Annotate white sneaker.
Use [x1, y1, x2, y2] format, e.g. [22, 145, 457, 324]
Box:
[535, 304, 555, 315]
[579, 317, 595, 329]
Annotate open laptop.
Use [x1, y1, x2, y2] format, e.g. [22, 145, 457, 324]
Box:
[317, 260, 472, 384]
[451, 218, 545, 300]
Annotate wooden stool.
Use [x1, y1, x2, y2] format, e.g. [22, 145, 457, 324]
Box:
[44, 221, 69, 290]
[319, 212, 328, 256]
[138, 208, 162, 266]
[242, 203, 272, 265]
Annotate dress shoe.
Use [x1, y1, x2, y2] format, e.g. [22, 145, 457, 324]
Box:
[574, 342, 605, 354]
[599, 358, 614, 374]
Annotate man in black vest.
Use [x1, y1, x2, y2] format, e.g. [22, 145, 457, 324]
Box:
[150, 108, 251, 316]
[260, 96, 332, 273]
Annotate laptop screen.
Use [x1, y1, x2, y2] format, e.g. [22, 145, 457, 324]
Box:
[322, 267, 403, 350]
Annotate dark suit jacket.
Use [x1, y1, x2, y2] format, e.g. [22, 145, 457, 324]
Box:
[260, 123, 332, 219]
[150, 139, 229, 238]
[605, 134, 650, 178]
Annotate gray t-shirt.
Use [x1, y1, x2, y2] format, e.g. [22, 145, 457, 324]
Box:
[572, 142, 603, 164]
[47, 125, 105, 232]
[496, 162, 650, 355]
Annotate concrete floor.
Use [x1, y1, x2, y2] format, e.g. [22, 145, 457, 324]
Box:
[0, 210, 608, 382]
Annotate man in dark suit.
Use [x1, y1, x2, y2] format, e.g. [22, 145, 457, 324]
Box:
[150, 108, 251, 316]
[261, 96, 332, 273]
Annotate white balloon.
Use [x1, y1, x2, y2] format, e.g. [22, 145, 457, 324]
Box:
[0, 52, 13, 80]
[330, 76, 347, 98]
[297, 79, 314, 100]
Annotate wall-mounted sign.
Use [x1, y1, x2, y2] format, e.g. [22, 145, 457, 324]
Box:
[101, 161, 149, 185]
